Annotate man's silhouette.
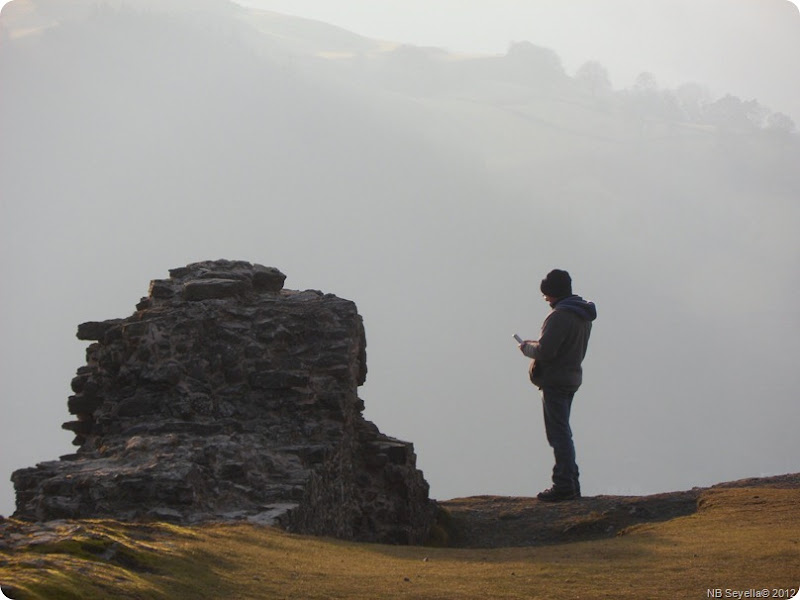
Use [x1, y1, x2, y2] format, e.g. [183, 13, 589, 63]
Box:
[520, 269, 597, 502]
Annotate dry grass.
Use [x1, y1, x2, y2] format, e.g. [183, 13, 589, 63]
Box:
[1, 487, 798, 600]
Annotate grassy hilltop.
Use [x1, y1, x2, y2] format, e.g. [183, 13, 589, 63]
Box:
[1, 481, 798, 600]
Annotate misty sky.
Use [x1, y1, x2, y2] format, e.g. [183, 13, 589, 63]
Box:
[6, 0, 799, 60]
[231, 0, 800, 56]
[1, 0, 799, 519]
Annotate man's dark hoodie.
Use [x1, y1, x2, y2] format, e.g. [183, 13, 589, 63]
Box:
[522, 295, 597, 391]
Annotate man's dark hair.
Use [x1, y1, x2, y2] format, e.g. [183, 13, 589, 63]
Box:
[540, 269, 572, 298]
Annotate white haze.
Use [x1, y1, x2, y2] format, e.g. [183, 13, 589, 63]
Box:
[0, 0, 799, 518]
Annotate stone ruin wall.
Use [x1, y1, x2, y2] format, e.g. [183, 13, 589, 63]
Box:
[11, 260, 434, 545]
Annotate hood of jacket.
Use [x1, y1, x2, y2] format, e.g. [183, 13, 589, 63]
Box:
[553, 295, 597, 321]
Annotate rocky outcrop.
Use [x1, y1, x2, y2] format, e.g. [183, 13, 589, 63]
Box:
[11, 260, 433, 544]
[438, 473, 800, 549]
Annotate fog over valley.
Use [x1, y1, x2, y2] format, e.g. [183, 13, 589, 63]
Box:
[1, 0, 798, 516]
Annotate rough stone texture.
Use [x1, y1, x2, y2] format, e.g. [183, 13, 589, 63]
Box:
[11, 260, 434, 544]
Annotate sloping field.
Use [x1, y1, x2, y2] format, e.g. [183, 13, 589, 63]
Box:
[1, 486, 798, 600]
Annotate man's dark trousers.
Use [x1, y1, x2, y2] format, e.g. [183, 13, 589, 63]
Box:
[541, 386, 580, 493]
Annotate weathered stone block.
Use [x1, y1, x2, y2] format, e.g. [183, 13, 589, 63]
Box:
[67, 394, 102, 415]
[76, 320, 123, 341]
[183, 278, 249, 301]
[61, 420, 92, 435]
[148, 279, 174, 299]
[12, 260, 433, 545]
[253, 266, 286, 292]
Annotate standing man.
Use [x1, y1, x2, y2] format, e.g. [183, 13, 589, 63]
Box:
[519, 269, 597, 502]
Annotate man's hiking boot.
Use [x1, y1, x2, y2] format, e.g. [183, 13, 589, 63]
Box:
[537, 487, 581, 503]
